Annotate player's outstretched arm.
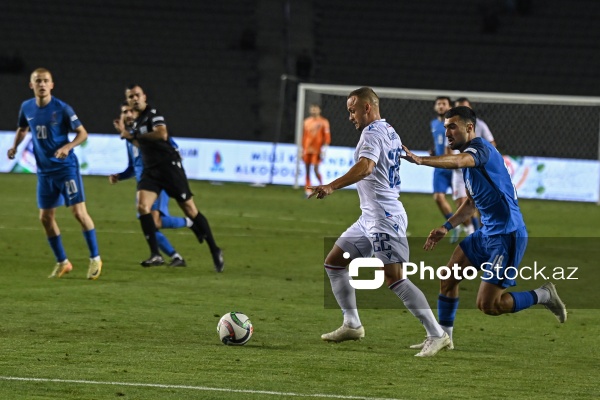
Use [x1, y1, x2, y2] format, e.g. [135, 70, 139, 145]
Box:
[308, 157, 374, 200]
[401, 145, 475, 169]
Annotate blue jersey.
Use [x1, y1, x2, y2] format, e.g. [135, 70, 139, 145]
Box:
[430, 119, 447, 156]
[119, 138, 180, 183]
[17, 97, 82, 175]
[463, 138, 525, 235]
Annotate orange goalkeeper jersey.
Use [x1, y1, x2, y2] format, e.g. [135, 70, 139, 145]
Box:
[303, 116, 331, 154]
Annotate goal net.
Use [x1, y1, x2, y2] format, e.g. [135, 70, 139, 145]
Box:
[294, 83, 600, 189]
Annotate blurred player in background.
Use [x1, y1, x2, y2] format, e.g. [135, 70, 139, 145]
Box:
[302, 104, 331, 197]
[402, 106, 566, 350]
[7, 67, 102, 280]
[309, 87, 450, 357]
[109, 102, 190, 267]
[115, 84, 224, 272]
[430, 96, 460, 243]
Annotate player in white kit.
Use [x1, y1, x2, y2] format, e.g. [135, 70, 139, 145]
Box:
[308, 87, 450, 357]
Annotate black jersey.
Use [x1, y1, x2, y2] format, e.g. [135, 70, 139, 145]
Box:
[131, 105, 180, 168]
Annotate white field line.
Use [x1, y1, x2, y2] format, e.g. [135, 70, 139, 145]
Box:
[0, 376, 405, 400]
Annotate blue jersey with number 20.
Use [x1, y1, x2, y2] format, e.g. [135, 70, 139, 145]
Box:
[18, 96, 82, 175]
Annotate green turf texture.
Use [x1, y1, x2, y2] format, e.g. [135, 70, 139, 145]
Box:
[0, 174, 597, 399]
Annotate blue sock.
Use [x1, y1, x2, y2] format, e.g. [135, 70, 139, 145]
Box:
[444, 213, 453, 220]
[471, 217, 481, 230]
[48, 235, 67, 262]
[161, 216, 187, 229]
[82, 228, 100, 258]
[438, 294, 459, 327]
[509, 291, 537, 313]
[156, 231, 176, 257]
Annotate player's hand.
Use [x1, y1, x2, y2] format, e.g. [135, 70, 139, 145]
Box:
[307, 184, 333, 199]
[54, 145, 70, 160]
[424, 226, 448, 251]
[113, 118, 123, 133]
[400, 145, 422, 165]
[108, 174, 119, 184]
[7, 148, 17, 160]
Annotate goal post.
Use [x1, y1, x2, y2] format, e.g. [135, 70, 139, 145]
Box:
[294, 83, 600, 203]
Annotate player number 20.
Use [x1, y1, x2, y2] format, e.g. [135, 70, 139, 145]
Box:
[36, 125, 48, 139]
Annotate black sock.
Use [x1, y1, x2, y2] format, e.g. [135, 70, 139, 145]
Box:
[192, 212, 218, 253]
[140, 213, 159, 255]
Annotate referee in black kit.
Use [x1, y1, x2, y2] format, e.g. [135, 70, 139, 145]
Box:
[116, 84, 224, 272]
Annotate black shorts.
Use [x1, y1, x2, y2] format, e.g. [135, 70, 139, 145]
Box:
[138, 160, 194, 203]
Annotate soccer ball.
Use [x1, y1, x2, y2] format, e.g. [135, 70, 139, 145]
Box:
[217, 312, 253, 345]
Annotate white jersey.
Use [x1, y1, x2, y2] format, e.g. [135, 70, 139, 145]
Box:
[476, 118, 494, 142]
[354, 119, 406, 220]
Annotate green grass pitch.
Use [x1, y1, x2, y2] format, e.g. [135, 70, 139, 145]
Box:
[0, 173, 598, 399]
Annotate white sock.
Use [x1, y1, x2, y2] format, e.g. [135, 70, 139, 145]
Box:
[390, 279, 445, 338]
[534, 287, 551, 304]
[325, 266, 362, 329]
[441, 325, 453, 340]
[185, 217, 193, 228]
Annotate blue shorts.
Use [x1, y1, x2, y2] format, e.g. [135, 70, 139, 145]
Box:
[37, 169, 86, 209]
[433, 168, 452, 194]
[459, 226, 528, 288]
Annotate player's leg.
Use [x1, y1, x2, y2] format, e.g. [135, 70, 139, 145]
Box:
[303, 154, 312, 188]
[41, 207, 73, 278]
[477, 229, 566, 322]
[321, 221, 369, 342]
[154, 191, 189, 229]
[374, 214, 449, 356]
[313, 156, 323, 185]
[60, 171, 102, 279]
[70, 202, 102, 280]
[38, 175, 72, 278]
[178, 198, 223, 272]
[433, 169, 454, 219]
[155, 231, 186, 267]
[138, 188, 164, 266]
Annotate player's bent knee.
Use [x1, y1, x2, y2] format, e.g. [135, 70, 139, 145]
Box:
[476, 299, 503, 316]
[137, 204, 152, 215]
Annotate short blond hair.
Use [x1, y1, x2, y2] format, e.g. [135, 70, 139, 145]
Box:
[30, 67, 52, 81]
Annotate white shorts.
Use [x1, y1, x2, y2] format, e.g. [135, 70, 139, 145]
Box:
[335, 214, 409, 264]
[452, 168, 467, 200]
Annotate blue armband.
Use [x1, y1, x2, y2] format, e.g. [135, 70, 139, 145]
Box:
[443, 221, 453, 231]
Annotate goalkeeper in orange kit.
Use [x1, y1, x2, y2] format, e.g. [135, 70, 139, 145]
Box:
[302, 104, 331, 195]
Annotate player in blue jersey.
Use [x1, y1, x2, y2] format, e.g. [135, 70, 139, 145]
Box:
[6, 68, 102, 280]
[430, 97, 461, 244]
[110, 103, 190, 267]
[402, 106, 566, 350]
